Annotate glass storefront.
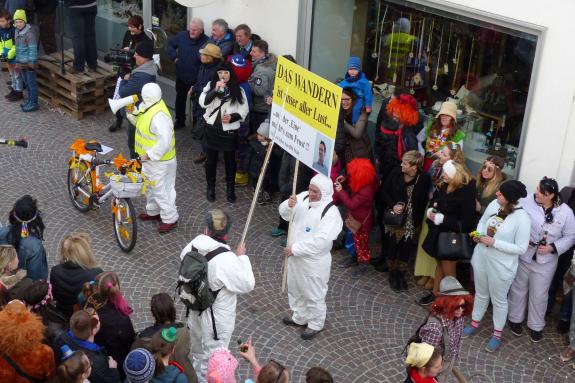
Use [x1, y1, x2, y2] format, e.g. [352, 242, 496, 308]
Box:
[310, 0, 537, 177]
[96, 0, 143, 52]
[152, 0, 187, 80]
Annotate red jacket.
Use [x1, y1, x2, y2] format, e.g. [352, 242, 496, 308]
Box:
[334, 182, 377, 232]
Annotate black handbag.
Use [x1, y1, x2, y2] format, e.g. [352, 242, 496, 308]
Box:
[437, 222, 473, 261]
[383, 209, 406, 227]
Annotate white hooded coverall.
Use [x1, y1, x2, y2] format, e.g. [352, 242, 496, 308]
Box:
[181, 234, 255, 383]
[279, 174, 343, 331]
[127, 87, 178, 224]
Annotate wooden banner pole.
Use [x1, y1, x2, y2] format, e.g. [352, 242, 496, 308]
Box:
[281, 159, 299, 292]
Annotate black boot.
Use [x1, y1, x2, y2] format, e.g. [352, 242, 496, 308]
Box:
[226, 183, 236, 203]
[398, 271, 408, 291]
[206, 186, 215, 202]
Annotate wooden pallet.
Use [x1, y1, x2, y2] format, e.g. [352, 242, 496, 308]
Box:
[37, 50, 117, 119]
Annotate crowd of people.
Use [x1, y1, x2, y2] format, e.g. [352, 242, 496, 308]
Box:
[1, 4, 575, 383]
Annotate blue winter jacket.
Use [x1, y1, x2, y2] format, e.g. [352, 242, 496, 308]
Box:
[0, 25, 16, 62]
[14, 23, 37, 65]
[0, 226, 48, 281]
[167, 31, 208, 84]
[338, 72, 373, 124]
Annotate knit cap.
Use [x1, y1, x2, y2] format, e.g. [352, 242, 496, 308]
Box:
[13, 9, 26, 23]
[347, 56, 361, 71]
[405, 342, 434, 368]
[499, 180, 527, 204]
[257, 119, 270, 138]
[135, 40, 154, 60]
[124, 348, 155, 383]
[207, 348, 238, 383]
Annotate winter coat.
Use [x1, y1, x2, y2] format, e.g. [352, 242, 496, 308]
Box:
[93, 302, 135, 380]
[50, 261, 103, 318]
[122, 29, 151, 51]
[422, 180, 478, 258]
[0, 226, 48, 281]
[337, 72, 373, 124]
[119, 60, 157, 99]
[150, 365, 188, 383]
[342, 110, 373, 162]
[191, 60, 221, 118]
[167, 31, 208, 84]
[55, 330, 121, 383]
[0, 26, 16, 62]
[278, 151, 314, 197]
[14, 23, 38, 65]
[334, 181, 378, 233]
[231, 33, 260, 58]
[133, 323, 197, 383]
[519, 194, 575, 264]
[248, 54, 277, 113]
[4, 0, 27, 16]
[207, 30, 234, 59]
[334, 109, 347, 161]
[199, 82, 249, 131]
[380, 167, 431, 228]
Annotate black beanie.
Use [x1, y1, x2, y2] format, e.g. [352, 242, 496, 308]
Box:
[499, 180, 527, 204]
[135, 40, 154, 60]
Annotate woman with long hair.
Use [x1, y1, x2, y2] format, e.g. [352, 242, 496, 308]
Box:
[404, 343, 443, 383]
[50, 233, 103, 318]
[150, 327, 188, 382]
[0, 244, 29, 308]
[0, 195, 48, 280]
[83, 271, 135, 380]
[419, 277, 473, 364]
[475, 156, 506, 215]
[380, 151, 430, 291]
[418, 160, 477, 305]
[340, 87, 373, 163]
[334, 158, 378, 278]
[507, 177, 575, 343]
[421, 102, 464, 172]
[463, 180, 530, 352]
[200, 60, 249, 203]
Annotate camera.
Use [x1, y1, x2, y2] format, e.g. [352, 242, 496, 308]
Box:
[104, 48, 134, 66]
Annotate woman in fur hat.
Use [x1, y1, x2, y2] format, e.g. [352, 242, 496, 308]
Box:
[334, 158, 378, 278]
[0, 299, 55, 382]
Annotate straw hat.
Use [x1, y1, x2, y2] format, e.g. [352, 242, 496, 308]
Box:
[199, 43, 223, 59]
[435, 101, 457, 120]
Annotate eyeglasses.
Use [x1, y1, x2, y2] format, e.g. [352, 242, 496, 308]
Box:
[269, 359, 286, 383]
[455, 303, 467, 310]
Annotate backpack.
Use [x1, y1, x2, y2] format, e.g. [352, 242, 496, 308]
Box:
[403, 314, 448, 357]
[302, 195, 335, 219]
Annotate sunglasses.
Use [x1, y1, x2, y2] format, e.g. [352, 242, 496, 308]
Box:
[456, 303, 467, 310]
[269, 359, 286, 383]
[482, 164, 495, 172]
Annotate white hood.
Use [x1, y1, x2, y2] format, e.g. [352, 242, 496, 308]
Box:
[309, 173, 334, 207]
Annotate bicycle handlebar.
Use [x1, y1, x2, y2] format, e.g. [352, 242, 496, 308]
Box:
[92, 158, 111, 167]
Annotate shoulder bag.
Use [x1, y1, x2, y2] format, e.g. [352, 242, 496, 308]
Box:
[345, 210, 371, 234]
[437, 222, 473, 261]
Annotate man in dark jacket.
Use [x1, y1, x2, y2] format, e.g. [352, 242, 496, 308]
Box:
[167, 18, 208, 130]
[232, 24, 260, 59]
[248, 40, 277, 134]
[119, 40, 157, 158]
[66, 0, 98, 73]
[207, 18, 234, 58]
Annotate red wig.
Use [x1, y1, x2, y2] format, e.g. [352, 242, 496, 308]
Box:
[346, 158, 377, 193]
[431, 294, 474, 320]
[386, 94, 419, 127]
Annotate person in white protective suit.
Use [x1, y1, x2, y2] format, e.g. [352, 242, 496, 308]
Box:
[180, 209, 255, 383]
[278, 173, 343, 340]
[126, 82, 179, 234]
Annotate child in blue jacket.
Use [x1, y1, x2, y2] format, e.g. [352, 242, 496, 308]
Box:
[337, 56, 372, 124]
[13, 9, 38, 112]
[0, 9, 20, 100]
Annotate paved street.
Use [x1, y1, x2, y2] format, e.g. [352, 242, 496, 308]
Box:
[0, 90, 574, 382]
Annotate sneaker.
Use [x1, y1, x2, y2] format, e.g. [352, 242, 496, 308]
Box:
[509, 322, 523, 337]
[462, 325, 478, 339]
[557, 320, 570, 334]
[235, 171, 249, 186]
[4, 89, 15, 99]
[418, 293, 435, 306]
[301, 328, 321, 340]
[109, 120, 122, 132]
[529, 328, 543, 343]
[280, 238, 287, 247]
[351, 263, 369, 278]
[485, 336, 502, 353]
[159, 221, 177, 234]
[282, 316, 305, 327]
[138, 213, 161, 222]
[6, 90, 23, 101]
[193, 153, 207, 164]
[338, 256, 357, 268]
[22, 103, 39, 112]
[271, 227, 288, 237]
[560, 346, 575, 362]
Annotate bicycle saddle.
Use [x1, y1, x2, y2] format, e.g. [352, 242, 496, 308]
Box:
[84, 142, 103, 152]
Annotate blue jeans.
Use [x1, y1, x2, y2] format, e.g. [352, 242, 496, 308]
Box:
[21, 69, 38, 105]
[68, 5, 98, 71]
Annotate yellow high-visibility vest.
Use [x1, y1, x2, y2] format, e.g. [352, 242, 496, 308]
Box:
[134, 100, 176, 161]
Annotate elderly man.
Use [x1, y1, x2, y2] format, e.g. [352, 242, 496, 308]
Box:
[232, 24, 259, 59]
[127, 83, 178, 234]
[248, 39, 277, 134]
[278, 174, 343, 340]
[167, 18, 208, 130]
[207, 18, 233, 59]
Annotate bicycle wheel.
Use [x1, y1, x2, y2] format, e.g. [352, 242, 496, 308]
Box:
[112, 197, 137, 253]
[67, 159, 92, 212]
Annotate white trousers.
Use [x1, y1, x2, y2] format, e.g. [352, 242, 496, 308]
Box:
[188, 309, 234, 383]
[471, 253, 516, 331]
[507, 258, 558, 331]
[142, 158, 178, 224]
[288, 274, 329, 331]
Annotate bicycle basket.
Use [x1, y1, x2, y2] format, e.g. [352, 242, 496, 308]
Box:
[109, 174, 144, 198]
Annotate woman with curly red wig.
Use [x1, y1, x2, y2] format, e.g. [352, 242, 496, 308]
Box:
[418, 277, 473, 364]
[334, 158, 378, 278]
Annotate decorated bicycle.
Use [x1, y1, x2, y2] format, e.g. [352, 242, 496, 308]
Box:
[66, 138, 152, 252]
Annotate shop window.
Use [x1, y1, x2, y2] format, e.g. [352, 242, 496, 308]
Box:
[152, 0, 188, 80]
[310, 0, 537, 177]
[96, 0, 143, 52]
